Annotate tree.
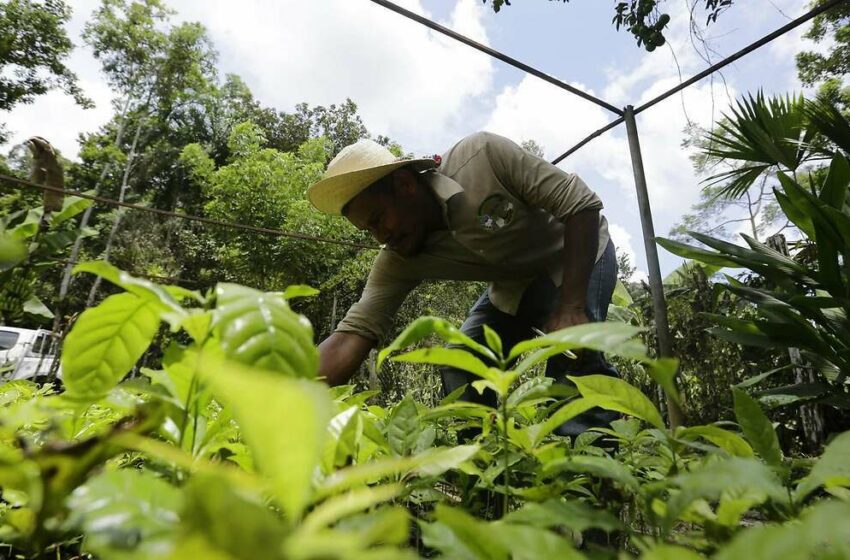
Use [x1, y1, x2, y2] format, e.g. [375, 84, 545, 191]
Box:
[796, 0, 850, 87]
[483, 0, 733, 51]
[616, 251, 636, 284]
[0, 0, 91, 141]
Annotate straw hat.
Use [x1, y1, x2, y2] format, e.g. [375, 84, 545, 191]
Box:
[307, 139, 436, 215]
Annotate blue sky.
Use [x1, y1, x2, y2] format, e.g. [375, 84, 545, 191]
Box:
[2, 0, 823, 278]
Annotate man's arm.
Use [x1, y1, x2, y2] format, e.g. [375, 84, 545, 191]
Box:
[545, 208, 599, 332]
[318, 331, 376, 386]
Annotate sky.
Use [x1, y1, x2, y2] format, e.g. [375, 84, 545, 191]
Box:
[1, 0, 828, 279]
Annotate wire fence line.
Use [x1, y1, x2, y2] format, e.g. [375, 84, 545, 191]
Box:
[0, 173, 379, 251]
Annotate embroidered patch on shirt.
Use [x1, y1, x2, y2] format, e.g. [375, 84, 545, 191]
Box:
[477, 194, 515, 232]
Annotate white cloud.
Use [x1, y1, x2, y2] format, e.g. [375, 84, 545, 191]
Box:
[608, 222, 647, 282]
[169, 0, 494, 154]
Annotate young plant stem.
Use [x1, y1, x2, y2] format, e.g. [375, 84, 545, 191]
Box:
[501, 395, 509, 518]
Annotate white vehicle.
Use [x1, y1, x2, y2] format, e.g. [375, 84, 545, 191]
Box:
[0, 327, 62, 381]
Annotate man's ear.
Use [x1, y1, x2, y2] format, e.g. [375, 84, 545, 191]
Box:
[392, 168, 419, 196]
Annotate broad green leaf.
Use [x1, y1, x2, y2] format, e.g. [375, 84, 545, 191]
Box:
[508, 322, 647, 362]
[504, 498, 622, 533]
[22, 295, 53, 319]
[529, 397, 596, 446]
[482, 324, 503, 358]
[663, 260, 721, 286]
[818, 154, 850, 210]
[645, 358, 681, 407]
[316, 457, 417, 498]
[391, 347, 490, 378]
[412, 445, 479, 477]
[507, 376, 553, 408]
[611, 279, 633, 306]
[74, 261, 186, 319]
[378, 316, 496, 369]
[795, 431, 850, 501]
[62, 292, 161, 400]
[656, 237, 741, 268]
[0, 233, 27, 272]
[487, 523, 584, 560]
[429, 505, 509, 560]
[570, 374, 664, 429]
[213, 283, 318, 378]
[197, 355, 332, 522]
[50, 193, 93, 226]
[66, 469, 182, 560]
[733, 389, 782, 467]
[543, 455, 639, 491]
[385, 394, 420, 456]
[678, 425, 754, 458]
[301, 483, 402, 533]
[180, 474, 286, 560]
[665, 457, 786, 528]
[714, 500, 850, 560]
[282, 285, 320, 300]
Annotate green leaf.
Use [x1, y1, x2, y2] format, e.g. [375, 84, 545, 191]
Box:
[733, 389, 782, 467]
[73, 261, 186, 319]
[656, 237, 741, 268]
[482, 324, 503, 358]
[504, 498, 622, 533]
[66, 469, 182, 559]
[378, 317, 497, 369]
[663, 260, 721, 286]
[301, 483, 403, 533]
[281, 285, 320, 300]
[677, 425, 754, 458]
[429, 505, 509, 560]
[713, 500, 850, 560]
[544, 454, 639, 491]
[50, 193, 93, 227]
[570, 374, 664, 429]
[645, 358, 681, 407]
[0, 233, 27, 272]
[665, 457, 786, 529]
[179, 474, 286, 560]
[213, 283, 318, 378]
[62, 292, 161, 400]
[795, 431, 850, 501]
[528, 397, 596, 447]
[411, 445, 479, 477]
[507, 376, 553, 408]
[391, 347, 491, 378]
[487, 523, 584, 560]
[507, 322, 647, 362]
[818, 154, 850, 210]
[22, 295, 53, 319]
[385, 394, 421, 456]
[197, 355, 332, 522]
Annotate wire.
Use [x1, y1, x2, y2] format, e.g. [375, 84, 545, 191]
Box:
[0, 173, 379, 251]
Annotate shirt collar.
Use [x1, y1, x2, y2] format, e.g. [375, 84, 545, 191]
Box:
[425, 172, 463, 226]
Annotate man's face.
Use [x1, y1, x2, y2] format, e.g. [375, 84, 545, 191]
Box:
[344, 170, 430, 257]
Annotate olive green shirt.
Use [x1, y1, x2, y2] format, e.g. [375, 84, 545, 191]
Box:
[336, 131, 610, 342]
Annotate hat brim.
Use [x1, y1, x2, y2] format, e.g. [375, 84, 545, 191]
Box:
[307, 158, 436, 215]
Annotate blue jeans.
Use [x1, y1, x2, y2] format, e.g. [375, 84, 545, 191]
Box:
[440, 240, 620, 437]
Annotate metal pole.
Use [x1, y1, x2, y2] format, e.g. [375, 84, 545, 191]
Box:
[623, 105, 684, 428]
[368, 0, 623, 116]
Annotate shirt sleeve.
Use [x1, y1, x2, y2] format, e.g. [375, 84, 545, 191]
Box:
[334, 250, 421, 342]
[480, 132, 603, 220]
